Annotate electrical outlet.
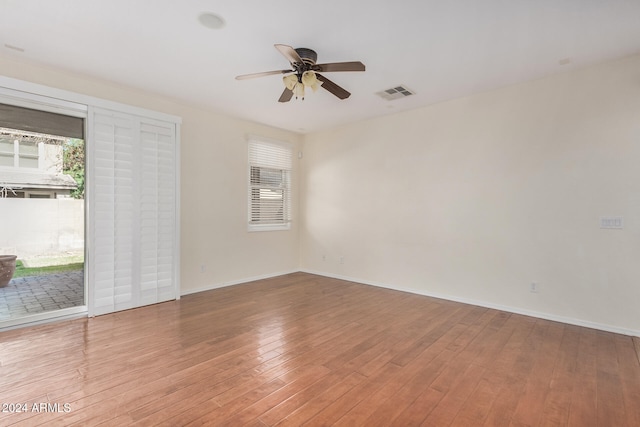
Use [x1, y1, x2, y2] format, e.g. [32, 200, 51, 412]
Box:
[322, 254, 327, 262]
[530, 282, 538, 293]
[600, 216, 623, 229]
[200, 264, 206, 273]
[339, 256, 344, 264]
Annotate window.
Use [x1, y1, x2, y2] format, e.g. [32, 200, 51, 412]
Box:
[0, 131, 69, 170]
[0, 137, 14, 167]
[0, 136, 40, 169]
[17, 139, 39, 168]
[248, 138, 292, 231]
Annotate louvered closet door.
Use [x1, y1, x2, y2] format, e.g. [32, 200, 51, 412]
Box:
[89, 108, 177, 316]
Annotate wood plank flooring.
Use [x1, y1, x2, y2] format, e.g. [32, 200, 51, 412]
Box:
[1, 272, 639, 426]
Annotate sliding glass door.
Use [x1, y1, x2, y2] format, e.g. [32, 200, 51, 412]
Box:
[0, 79, 181, 329]
[0, 101, 87, 328]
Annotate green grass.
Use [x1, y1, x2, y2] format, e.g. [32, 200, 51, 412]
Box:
[13, 260, 84, 278]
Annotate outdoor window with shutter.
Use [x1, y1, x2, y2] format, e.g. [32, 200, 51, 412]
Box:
[248, 138, 292, 231]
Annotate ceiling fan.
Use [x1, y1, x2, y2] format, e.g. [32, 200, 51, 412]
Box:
[235, 44, 365, 102]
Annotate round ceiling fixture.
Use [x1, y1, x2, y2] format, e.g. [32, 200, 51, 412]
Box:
[198, 12, 225, 30]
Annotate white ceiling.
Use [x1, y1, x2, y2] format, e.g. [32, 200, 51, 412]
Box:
[2, 0, 640, 134]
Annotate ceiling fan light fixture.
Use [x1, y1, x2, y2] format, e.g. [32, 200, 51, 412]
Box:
[282, 71, 324, 100]
[302, 71, 323, 92]
[283, 74, 298, 91]
[294, 82, 305, 99]
[239, 44, 364, 102]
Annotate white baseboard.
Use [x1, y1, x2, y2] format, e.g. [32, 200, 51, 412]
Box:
[300, 269, 640, 338]
[180, 270, 299, 297]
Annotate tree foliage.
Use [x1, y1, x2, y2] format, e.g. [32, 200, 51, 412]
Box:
[63, 139, 85, 199]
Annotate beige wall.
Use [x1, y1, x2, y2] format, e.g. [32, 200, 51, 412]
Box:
[178, 108, 301, 293]
[0, 55, 302, 294]
[4, 51, 639, 335]
[300, 54, 640, 335]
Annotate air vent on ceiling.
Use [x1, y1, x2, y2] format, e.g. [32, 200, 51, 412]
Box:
[376, 85, 415, 101]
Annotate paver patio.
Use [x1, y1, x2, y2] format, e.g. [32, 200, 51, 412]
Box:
[0, 270, 84, 321]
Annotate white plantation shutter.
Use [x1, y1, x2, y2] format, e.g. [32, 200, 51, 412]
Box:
[248, 138, 292, 231]
[89, 107, 178, 316]
[91, 111, 136, 314]
[139, 121, 176, 306]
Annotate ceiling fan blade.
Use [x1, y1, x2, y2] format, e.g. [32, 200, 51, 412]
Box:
[316, 74, 351, 99]
[278, 88, 294, 103]
[274, 44, 303, 65]
[314, 61, 366, 73]
[235, 70, 292, 80]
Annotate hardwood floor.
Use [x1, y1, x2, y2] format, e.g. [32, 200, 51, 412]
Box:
[1, 272, 639, 426]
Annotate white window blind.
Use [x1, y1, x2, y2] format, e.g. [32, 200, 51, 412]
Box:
[89, 107, 178, 316]
[248, 138, 292, 231]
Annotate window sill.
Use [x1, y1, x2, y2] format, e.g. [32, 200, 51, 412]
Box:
[248, 223, 291, 232]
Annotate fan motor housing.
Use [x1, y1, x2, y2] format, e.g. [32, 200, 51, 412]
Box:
[295, 48, 317, 65]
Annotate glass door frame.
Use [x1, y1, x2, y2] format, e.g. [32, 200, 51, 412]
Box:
[0, 88, 88, 330]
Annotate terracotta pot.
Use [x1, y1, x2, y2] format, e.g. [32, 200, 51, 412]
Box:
[0, 255, 17, 287]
